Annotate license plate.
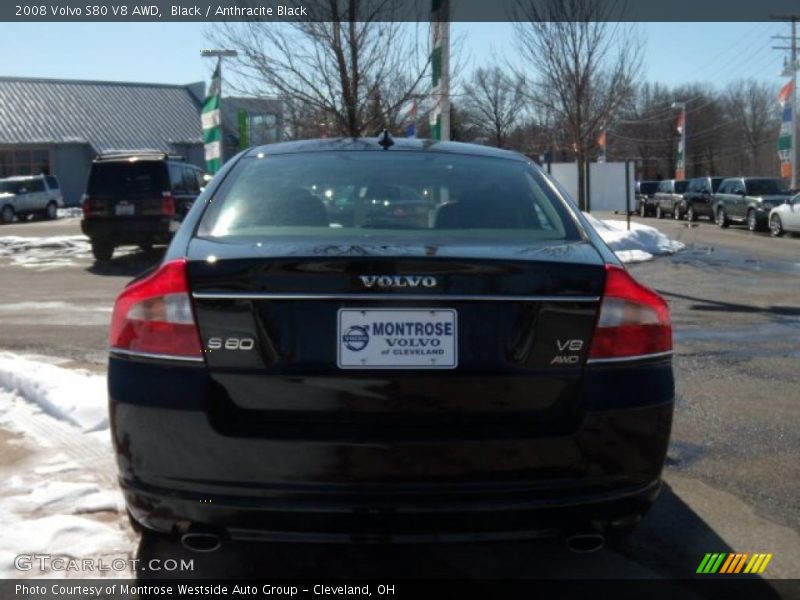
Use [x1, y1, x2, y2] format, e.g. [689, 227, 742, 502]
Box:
[337, 309, 457, 369]
[115, 203, 134, 216]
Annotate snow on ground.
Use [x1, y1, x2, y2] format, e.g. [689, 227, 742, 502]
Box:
[57, 207, 83, 219]
[0, 354, 131, 578]
[0, 235, 91, 269]
[0, 302, 112, 327]
[585, 213, 685, 263]
[0, 352, 108, 432]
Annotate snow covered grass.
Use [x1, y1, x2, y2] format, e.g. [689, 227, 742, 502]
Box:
[0, 235, 91, 269]
[0, 353, 108, 432]
[0, 354, 130, 577]
[584, 213, 685, 263]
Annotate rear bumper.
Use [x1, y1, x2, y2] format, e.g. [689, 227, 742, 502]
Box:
[110, 356, 674, 542]
[122, 475, 662, 543]
[81, 217, 177, 245]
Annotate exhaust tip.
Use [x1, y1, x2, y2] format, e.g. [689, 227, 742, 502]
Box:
[565, 533, 605, 554]
[181, 531, 222, 553]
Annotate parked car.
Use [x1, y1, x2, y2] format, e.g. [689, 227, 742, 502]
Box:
[682, 177, 725, 222]
[109, 136, 674, 546]
[0, 174, 63, 224]
[635, 180, 660, 217]
[768, 193, 800, 236]
[81, 152, 205, 262]
[712, 177, 791, 231]
[653, 179, 689, 219]
[323, 183, 431, 228]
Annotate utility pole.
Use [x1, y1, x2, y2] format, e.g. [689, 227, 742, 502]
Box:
[772, 15, 799, 188]
[430, 0, 450, 141]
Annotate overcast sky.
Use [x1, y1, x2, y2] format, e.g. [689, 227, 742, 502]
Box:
[0, 21, 789, 93]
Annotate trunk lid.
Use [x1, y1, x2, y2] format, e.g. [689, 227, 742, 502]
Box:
[186, 238, 605, 439]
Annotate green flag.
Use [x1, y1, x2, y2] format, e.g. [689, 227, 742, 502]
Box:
[202, 60, 222, 174]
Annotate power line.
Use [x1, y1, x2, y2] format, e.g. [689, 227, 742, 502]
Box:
[618, 25, 780, 126]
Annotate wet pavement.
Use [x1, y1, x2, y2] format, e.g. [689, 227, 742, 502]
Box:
[621, 214, 800, 531]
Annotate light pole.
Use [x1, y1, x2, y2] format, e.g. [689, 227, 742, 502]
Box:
[200, 49, 237, 174]
[672, 101, 687, 180]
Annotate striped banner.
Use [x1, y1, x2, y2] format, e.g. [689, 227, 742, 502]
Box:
[696, 552, 773, 574]
[202, 59, 222, 174]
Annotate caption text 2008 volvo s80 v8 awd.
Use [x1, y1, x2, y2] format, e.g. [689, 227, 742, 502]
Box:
[108, 136, 674, 549]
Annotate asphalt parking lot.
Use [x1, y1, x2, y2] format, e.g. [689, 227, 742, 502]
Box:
[0, 213, 798, 588]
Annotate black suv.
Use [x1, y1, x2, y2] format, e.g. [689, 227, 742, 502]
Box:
[635, 181, 660, 217]
[81, 153, 205, 261]
[683, 177, 725, 222]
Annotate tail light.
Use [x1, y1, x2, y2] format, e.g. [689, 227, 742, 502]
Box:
[81, 194, 92, 218]
[109, 259, 203, 359]
[588, 264, 672, 360]
[161, 192, 176, 216]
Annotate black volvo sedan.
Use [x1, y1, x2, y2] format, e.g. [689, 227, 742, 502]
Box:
[108, 137, 674, 549]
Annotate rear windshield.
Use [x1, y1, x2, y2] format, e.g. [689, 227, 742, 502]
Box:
[674, 181, 689, 194]
[45, 175, 59, 189]
[711, 178, 724, 192]
[198, 152, 580, 242]
[88, 161, 165, 196]
[639, 182, 658, 194]
[746, 178, 787, 196]
[0, 180, 15, 194]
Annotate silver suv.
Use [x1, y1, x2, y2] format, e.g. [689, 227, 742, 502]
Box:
[0, 174, 64, 224]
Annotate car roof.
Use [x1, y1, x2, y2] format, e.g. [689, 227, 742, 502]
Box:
[93, 152, 187, 163]
[245, 137, 529, 162]
[1, 175, 43, 181]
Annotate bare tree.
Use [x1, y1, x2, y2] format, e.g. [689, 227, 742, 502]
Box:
[512, 0, 642, 209]
[461, 67, 527, 147]
[208, 1, 429, 139]
[724, 80, 779, 174]
[613, 82, 676, 179]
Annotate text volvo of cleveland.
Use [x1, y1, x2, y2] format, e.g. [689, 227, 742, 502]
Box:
[108, 137, 674, 549]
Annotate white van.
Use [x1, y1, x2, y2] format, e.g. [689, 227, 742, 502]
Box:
[0, 174, 64, 223]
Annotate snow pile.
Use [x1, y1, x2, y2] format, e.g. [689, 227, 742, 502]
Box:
[0, 353, 108, 432]
[584, 213, 685, 263]
[0, 235, 91, 269]
[57, 206, 84, 219]
[0, 512, 129, 577]
[0, 354, 130, 577]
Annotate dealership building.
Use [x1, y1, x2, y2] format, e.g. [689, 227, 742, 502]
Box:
[0, 76, 282, 205]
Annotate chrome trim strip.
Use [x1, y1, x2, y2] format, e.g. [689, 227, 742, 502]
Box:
[192, 292, 600, 303]
[586, 350, 673, 365]
[109, 348, 205, 363]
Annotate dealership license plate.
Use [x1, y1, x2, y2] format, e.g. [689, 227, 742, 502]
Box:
[115, 203, 134, 216]
[337, 309, 457, 369]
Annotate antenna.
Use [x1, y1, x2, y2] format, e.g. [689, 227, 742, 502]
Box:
[377, 129, 395, 150]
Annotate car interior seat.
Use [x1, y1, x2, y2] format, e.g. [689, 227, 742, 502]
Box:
[434, 186, 541, 229]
